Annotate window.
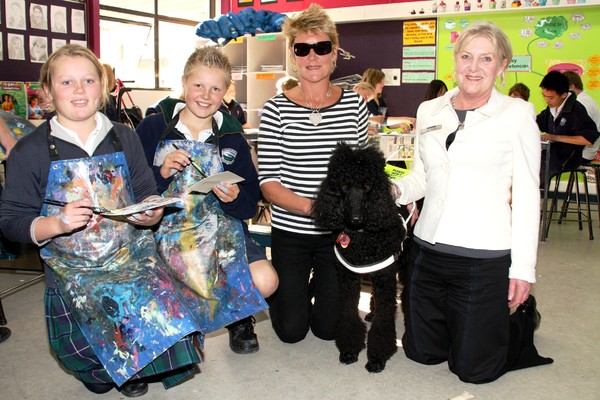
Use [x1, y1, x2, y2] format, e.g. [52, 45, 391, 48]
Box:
[99, 0, 215, 90]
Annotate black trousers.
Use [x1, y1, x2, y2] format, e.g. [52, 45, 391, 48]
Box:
[268, 227, 339, 343]
[402, 241, 551, 383]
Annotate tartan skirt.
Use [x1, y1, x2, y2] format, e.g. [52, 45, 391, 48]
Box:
[44, 287, 201, 389]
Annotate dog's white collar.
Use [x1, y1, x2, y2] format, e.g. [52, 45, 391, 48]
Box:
[334, 245, 395, 274]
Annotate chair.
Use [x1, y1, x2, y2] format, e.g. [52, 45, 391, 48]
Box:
[585, 162, 600, 228]
[544, 168, 594, 240]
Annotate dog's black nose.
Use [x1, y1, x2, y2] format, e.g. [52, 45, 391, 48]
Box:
[350, 215, 363, 226]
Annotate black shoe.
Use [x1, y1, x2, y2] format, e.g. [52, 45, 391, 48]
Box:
[119, 381, 148, 397]
[82, 381, 114, 394]
[0, 327, 11, 344]
[227, 316, 259, 354]
[517, 295, 542, 331]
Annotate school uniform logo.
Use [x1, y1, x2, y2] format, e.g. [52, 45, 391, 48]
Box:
[221, 148, 237, 165]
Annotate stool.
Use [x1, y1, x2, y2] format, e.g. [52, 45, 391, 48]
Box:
[545, 168, 594, 240]
[254, 200, 271, 225]
[586, 162, 600, 228]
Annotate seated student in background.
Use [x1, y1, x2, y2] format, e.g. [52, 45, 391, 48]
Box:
[361, 67, 415, 132]
[563, 70, 600, 163]
[424, 79, 448, 101]
[136, 45, 277, 355]
[221, 81, 249, 129]
[0, 44, 207, 397]
[353, 82, 379, 136]
[508, 82, 531, 101]
[536, 70, 599, 183]
[101, 63, 120, 123]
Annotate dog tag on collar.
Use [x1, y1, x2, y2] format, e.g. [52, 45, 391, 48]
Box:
[336, 232, 350, 248]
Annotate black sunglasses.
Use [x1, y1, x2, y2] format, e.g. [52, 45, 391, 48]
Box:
[293, 41, 333, 57]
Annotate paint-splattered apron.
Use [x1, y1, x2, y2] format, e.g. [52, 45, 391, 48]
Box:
[153, 117, 267, 333]
[40, 128, 201, 386]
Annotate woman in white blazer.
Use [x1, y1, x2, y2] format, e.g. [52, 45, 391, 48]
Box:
[393, 21, 552, 384]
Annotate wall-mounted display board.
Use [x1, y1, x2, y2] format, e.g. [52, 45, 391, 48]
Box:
[436, 6, 600, 113]
[334, 19, 433, 118]
[0, 0, 87, 82]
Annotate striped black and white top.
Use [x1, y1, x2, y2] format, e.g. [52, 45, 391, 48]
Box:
[258, 89, 369, 235]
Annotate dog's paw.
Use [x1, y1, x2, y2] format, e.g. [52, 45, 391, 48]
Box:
[365, 360, 386, 373]
[339, 352, 359, 365]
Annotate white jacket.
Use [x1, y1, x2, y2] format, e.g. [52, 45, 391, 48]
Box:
[394, 88, 541, 283]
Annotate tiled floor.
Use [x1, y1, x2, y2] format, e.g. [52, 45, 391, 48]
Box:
[1, 219, 599, 400]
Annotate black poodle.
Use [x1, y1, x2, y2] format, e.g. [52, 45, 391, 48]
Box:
[313, 143, 407, 373]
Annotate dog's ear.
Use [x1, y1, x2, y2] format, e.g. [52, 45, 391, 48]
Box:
[313, 175, 344, 230]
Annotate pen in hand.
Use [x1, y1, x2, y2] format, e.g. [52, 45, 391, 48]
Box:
[171, 144, 207, 178]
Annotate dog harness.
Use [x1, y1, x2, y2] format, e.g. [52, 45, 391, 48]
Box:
[334, 245, 396, 274]
[333, 202, 416, 274]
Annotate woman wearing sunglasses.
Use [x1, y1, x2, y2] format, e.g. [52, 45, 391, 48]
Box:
[258, 3, 369, 344]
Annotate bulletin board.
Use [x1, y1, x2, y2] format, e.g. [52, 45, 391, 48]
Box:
[436, 6, 600, 114]
[0, 0, 87, 82]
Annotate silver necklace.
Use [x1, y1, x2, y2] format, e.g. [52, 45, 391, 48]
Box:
[299, 83, 333, 126]
[451, 93, 465, 130]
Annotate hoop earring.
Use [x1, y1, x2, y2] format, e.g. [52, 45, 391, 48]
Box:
[291, 63, 298, 73]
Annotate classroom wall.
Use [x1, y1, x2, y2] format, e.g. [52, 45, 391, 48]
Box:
[333, 19, 429, 118]
[437, 6, 600, 114]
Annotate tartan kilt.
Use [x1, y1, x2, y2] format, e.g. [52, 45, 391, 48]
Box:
[44, 287, 201, 389]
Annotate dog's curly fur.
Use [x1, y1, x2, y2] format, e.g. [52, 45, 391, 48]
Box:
[313, 143, 407, 373]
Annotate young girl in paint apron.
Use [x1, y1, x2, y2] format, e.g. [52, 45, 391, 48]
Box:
[0, 45, 209, 397]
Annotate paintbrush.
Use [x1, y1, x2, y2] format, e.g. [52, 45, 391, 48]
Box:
[171, 143, 207, 178]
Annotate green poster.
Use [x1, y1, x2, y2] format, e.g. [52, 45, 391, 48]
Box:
[437, 6, 600, 114]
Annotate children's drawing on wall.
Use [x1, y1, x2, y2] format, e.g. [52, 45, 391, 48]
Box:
[30, 36, 48, 63]
[50, 5, 67, 33]
[71, 9, 85, 34]
[7, 33, 25, 61]
[52, 38, 67, 53]
[30, 3, 48, 30]
[6, 0, 26, 30]
[70, 39, 87, 47]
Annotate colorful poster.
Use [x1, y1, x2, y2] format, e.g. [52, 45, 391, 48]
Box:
[437, 8, 600, 113]
[1, 81, 27, 119]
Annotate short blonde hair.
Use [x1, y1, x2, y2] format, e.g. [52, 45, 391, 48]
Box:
[282, 3, 339, 48]
[183, 46, 232, 86]
[39, 44, 108, 111]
